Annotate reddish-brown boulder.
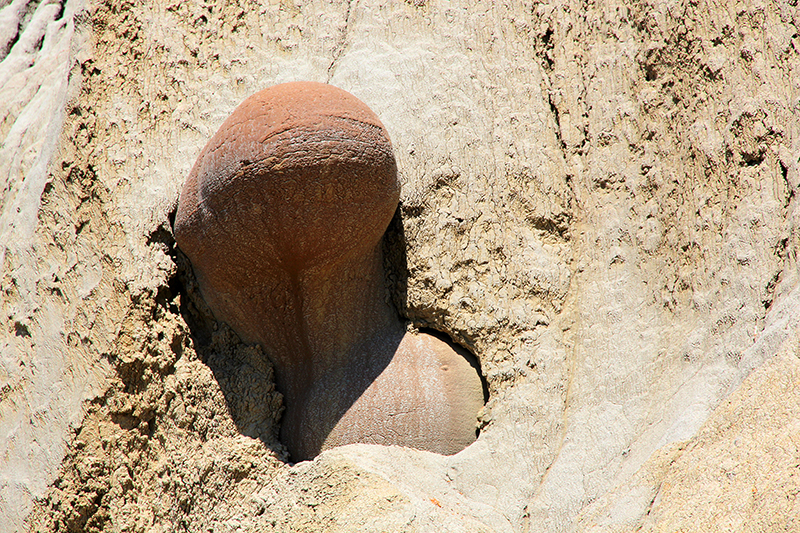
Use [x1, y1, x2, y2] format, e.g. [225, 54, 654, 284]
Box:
[175, 82, 484, 460]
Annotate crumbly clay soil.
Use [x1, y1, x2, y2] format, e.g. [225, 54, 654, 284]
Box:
[1, 0, 798, 532]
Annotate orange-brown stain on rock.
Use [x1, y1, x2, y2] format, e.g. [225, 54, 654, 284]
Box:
[175, 82, 484, 461]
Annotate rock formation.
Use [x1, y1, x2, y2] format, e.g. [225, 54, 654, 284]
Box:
[1, 0, 798, 532]
[174, 81, 484, 460]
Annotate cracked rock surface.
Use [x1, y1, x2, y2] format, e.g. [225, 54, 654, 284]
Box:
[1, 0, 798, 531]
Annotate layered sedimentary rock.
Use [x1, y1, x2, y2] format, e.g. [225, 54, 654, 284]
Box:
[1, 0, 798, 532]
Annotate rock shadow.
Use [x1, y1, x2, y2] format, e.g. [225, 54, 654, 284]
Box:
[172, 246, 286, 457]
[383, 205, 490, 419]
[169, 203, 487, 460]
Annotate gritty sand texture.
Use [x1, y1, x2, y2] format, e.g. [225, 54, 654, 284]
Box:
[1, 0, 798, 531]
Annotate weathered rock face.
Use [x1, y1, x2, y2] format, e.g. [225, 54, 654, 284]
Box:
[1, 0, 798, 532]
[174, 81, 484, 460]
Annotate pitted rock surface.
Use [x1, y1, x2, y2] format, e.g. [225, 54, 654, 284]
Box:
[7, 2, 800, 531]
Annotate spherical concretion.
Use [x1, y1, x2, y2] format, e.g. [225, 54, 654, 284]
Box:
[174, 82, 483, 461]
[174, 81, 400, 280]
[296, 331, 485, 458]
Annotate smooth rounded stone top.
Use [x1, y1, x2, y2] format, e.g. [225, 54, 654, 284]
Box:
[175, 81, 400, 282]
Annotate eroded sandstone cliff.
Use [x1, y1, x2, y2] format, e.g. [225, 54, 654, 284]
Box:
[1, 0, 798, 531]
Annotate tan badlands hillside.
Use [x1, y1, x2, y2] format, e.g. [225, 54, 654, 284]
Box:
[1, 0, 798, 531]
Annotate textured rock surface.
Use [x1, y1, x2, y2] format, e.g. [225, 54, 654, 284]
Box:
[577, 330, 800, 532]
[174, 81, 484, 460]
[1, 0, 798, 531]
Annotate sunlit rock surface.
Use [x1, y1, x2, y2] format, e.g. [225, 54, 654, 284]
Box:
[2, 1, 798, 531]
